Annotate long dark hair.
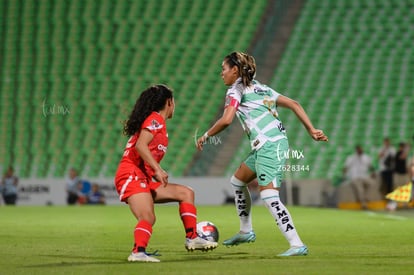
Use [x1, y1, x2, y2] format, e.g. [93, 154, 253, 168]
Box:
[224, 51, 256, 86]
[123, 84, 173, 136]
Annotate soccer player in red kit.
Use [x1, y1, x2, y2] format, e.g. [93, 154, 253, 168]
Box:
[114, 84, 217, 263]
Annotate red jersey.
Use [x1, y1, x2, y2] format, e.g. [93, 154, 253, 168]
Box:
[116, 112, 168, 179]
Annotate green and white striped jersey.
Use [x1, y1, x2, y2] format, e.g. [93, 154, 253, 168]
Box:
[225, 78, 287, 150]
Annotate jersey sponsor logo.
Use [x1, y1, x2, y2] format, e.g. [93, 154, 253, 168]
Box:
[158, 144, 167, 152]
[254, 87, 270, 96]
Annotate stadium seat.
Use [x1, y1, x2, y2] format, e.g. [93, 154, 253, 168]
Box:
[228, 0, 414, 180]
[1, 0, 266, 177]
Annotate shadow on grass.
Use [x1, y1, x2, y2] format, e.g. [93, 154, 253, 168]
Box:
[22, 251, 258, 268]
[23, 261, 126, 268]
[22, 254, 125, 268]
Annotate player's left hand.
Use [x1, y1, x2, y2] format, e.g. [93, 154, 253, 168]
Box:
[154, 168, 169, 187]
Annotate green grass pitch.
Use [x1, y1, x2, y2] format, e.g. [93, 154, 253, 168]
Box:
[1, 205, 414, 275]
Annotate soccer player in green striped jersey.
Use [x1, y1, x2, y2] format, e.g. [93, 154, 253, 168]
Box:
[196, 51, 328, 256]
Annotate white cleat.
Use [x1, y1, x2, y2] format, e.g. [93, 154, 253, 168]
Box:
[185, 237, 218, 252]
[128, 252, 160, 263]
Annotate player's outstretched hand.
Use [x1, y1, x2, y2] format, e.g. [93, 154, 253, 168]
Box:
[310, 129, 328, 142]
[196, 136, 207, 151]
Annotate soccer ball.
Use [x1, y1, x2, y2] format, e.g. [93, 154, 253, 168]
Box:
[197, 221, 219, 242]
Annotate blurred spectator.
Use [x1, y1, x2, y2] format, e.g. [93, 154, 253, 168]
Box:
[343, 145, 376, 209]
[410, 157, 414, 183]
[66, 168, 82, 205]
[76, 181, 88, 205]
[87, 183, 106, 205]
[77, 180, 91, 205]
[393, 142, 410, 188]
[1, 166, 19, 205]
[385, 156, 414, 211]
[378, 137, 395, 196]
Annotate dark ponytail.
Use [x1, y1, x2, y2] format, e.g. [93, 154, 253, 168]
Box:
[123, 84, 173, 136]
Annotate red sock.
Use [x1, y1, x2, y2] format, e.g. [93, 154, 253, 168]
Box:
[132, 220, 152, 253]
[179, 202, 197, 239]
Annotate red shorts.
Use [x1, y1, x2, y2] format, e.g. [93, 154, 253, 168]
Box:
[114, 166, 161, 203]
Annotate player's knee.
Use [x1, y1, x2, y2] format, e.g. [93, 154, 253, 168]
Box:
[140, 213, 156, 225]
[180, 186, 194, 202]
[231, 175, 247, 188]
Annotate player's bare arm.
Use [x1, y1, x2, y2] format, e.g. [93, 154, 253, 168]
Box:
[136, 129, 168, 185]
[196, 105, 237, 150]
[277, 95, 328, 142]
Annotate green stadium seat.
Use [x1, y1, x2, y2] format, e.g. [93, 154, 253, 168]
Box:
[2, 0, 267, 178]
[231, 0, 411, 180]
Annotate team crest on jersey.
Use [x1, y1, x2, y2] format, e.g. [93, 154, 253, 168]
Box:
[140, 182, 147, 188]
[148, 119, 163, 130]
